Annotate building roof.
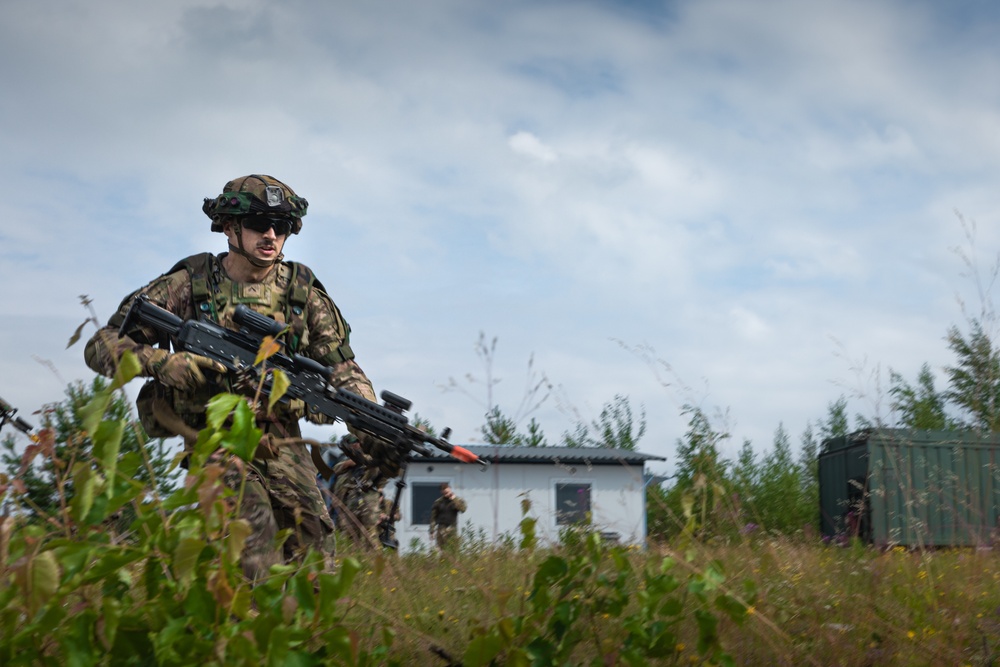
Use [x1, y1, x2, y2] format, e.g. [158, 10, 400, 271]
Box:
[413, 444, 666, 466]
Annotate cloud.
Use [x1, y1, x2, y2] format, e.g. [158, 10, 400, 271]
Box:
[508, 131, 558, 163]
[1, 0, 999, 468]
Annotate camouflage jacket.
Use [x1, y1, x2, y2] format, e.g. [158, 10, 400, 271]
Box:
[431, 495, 467, 529]
[85, 252, 376, 438]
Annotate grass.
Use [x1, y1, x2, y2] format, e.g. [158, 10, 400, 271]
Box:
[334, 535, 1000, 666]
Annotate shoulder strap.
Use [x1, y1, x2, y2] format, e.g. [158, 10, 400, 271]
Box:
[282, 261, 317, 352]
[167, 252, 221, 322]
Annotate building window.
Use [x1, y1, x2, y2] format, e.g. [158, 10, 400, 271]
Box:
[555, 482, 592, 525]
[411, 482, 443, 526]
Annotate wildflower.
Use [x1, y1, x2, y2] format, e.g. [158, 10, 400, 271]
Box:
[676, 643, 685, 652]
[746, 606, 756, 616]
[907, 631, 915, 639]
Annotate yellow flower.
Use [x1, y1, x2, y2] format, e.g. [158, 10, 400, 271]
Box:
[746, 605, 756, 616]
[676, 643, 685, 652]
[907, 631, 915, 639]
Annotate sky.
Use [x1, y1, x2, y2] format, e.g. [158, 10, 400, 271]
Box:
[2, 0, 999, 477]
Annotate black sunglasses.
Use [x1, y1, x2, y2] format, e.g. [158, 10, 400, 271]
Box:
[242, 217, 293, 236]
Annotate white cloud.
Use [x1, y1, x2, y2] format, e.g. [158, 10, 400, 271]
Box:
[508, 131, 558, 163]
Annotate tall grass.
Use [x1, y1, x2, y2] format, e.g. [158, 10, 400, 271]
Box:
[333, 534, 1000, 666]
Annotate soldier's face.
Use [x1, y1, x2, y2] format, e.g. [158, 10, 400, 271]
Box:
[226, 220, 287, 263]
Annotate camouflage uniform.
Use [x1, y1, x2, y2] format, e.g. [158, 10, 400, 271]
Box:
[331, 458, 390, 548]
[430, 489, 467, 551]
[84, 175, 377, 583]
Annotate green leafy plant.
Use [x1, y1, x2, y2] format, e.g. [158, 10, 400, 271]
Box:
[0, 353, 375, 666]
[461, 516, 753, 666]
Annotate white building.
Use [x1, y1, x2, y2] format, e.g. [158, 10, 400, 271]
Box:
[385, 445, 666, 551]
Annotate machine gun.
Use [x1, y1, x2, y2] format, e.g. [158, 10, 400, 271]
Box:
[119, 295, 486, 473]
[0, 396, 33, 435]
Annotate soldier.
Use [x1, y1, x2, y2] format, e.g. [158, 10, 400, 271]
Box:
[84, 174, 382, 582]
[430, 482, 467, 551]
[330, 444, 396, 549]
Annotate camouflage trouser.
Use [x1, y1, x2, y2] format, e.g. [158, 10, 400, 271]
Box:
[224, 441, 335, 583]
[337, 485, 382, 548]
[434, 524, 459, 551]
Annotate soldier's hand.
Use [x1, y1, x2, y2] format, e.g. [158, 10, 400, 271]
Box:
[147, 350, 227, 392]
[356, 432, 404, 479]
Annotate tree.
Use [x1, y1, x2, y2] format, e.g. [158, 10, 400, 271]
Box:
[797, 422, 818, 487]
[889, 363, 954, 429]
[522, 418, 548, 447]
[753, 423, 804, 532]
[730, 438, 759, 506]
[658, 405, 731, 539]
[818, 396, 850, 450]
[797, 423, 820, 531]
[944, 321, 1000, 431]
[480, 406, 522, 445]
[561, 395, 646, 450]
[672, 405, 728, 487]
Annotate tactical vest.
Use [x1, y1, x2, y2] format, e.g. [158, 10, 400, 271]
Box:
[136, 252, 323, 439]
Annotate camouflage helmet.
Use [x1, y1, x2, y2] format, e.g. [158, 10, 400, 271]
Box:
[202, 174, 308, 234]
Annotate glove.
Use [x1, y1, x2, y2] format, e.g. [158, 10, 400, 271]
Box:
[146, 350, 227, 393]
[358, 434, 404, 480]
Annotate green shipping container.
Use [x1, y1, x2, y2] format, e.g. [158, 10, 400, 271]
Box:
[819, 429, 1000, 546]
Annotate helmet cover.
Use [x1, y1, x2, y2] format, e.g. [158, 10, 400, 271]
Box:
[202, 174, 308, 234]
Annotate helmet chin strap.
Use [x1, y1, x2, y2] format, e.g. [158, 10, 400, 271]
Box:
[230, 221, 284, 268]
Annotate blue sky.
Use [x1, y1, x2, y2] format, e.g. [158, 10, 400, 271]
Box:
[2, 0, 999, 475]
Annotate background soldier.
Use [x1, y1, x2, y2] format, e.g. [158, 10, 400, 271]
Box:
[430, 482, 467, 551]
[84, 174, 381, 582]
